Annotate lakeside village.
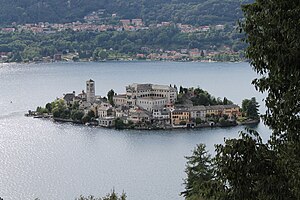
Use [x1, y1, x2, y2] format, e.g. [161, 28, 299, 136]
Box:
[27, 79, 260, 130]
[0, 11, 241, 63]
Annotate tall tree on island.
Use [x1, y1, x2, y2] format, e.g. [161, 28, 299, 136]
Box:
[182, 1, 300, 199]
[107, 89, 115, 106]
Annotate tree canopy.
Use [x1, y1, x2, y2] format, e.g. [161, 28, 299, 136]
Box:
[241, 97, 259, 120]
[0, 27, 245, 62]
[0, 0, 253, 26]
[76, 190, 126, 200]
[182, 0, 300, 199]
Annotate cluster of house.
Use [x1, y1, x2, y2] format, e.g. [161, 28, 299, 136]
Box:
[62, 80, 241, 129]
[0, 17, 224, 34]
[137, 48, 206, 60]
[137, 47, 238, 61]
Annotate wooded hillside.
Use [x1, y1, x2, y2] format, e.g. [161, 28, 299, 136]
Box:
[0, 0, 253, 25]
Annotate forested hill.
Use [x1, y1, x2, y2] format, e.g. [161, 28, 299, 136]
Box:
[0, 0, 253, 26]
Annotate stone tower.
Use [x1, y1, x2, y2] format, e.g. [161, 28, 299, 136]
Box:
[86, 79, 95, 104]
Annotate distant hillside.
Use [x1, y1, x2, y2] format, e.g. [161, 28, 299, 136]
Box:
[0, 0, 253, 26]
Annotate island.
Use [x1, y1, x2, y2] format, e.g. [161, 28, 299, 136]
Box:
[27, 79, 260, 129]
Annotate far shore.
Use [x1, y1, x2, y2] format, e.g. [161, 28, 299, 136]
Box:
[0, 58, 246, 65]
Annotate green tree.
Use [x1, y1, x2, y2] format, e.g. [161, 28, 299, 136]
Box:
[45, 103, 52, 112]
[181, 144, 218, 200]
[183, 1, 300, 199]
[76, 190, 126, 200]
[179, 86, 183, 94]
[242, 97, 259, 120]
[98, 50, 108, 60]
[71, 110, 84, 121]
[87, 110, 95, 118]
[242, 0, 300, 196]
[195, 118, 202, 125]
[71, 101, 80, 110]
[82, 115, 91, 124]
[223, 97, 228, 105]
[114, 118, 125, 130]
[22, 46, 42, 61]
[107, 89, 115, 106]
[50, 99, 68, 118]
[36, 106, 48, 114]
[10, 51, 22, 62]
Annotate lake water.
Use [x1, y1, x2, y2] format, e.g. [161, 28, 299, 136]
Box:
[0, 61, 270, 200]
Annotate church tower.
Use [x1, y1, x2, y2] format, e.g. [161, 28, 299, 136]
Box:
[86, 79, 95, 104]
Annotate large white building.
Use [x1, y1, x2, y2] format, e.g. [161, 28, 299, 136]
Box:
[113, 83, 177, 111]
[136, 97, 167, 112]
[126, 83, 177, 105]
[188, 105, 206, 120]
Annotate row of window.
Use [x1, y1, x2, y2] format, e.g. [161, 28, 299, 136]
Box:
[138, 100, 166, 105]
[172, 116, 189, 119]
[172, 112, 189, 115]
[137, 89, 171, 93]
[139, 94, 167, 98]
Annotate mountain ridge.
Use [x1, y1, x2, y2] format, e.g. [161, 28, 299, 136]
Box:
[0, 0, 253, 26]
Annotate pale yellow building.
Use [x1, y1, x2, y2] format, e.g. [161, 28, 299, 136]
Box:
[171, 109, 190, 126]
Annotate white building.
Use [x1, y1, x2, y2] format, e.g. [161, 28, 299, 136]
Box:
[136, 97, 167, 112]
[125, 83, 177, 106]
[98, 117, 115, 127]
[188, 106, 207, 120]
[127, 108, 151, 123]
[113, 94, 127, 106]
[152, 108, 171, 119]
[97, 103, 113, 118]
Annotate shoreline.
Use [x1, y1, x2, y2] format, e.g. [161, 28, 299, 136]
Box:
[0, 58, 246, 65]
[27, 114, 259, 131]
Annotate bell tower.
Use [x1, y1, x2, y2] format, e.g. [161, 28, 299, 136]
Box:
[86, 79, 95, 104]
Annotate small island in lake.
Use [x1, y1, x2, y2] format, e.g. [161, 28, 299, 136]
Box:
[27, 79, 260, 129]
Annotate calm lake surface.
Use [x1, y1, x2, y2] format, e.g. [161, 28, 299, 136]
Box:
[0, 61, 270, 200]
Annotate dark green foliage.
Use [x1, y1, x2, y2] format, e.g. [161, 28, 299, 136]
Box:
[36, 106, 48, 114]
[242, 0, 300, 143]
[93, 48, 109, 61]
[76, 190, 126, 200]
[183, 1, 300, 199]
[214, 130, 294, 200]
[180, 121, 187, 125]
[10, 51, 22, 62]
[71, 110, 85, 121]
[0, 0, 253, 26]
[241, 97, 259, 119]
[183, 131, 296, 200]
[0, 27, 245, 62]
[81, 110, 95, 123]
[189, 87, 232, 106]
[114, 118, 125, 130]
[195, 118, 202, 125]
[71, 101, 80, 110]
[182, 144, 220, 200]
[45, 103, 52, 112]
[179, 86, 184, 94]
[223, 97, 228, 105]
[87, 110, 95, 118]
[81, 115, 91, 124]
[107, 89, 115, 106]
[242, 0, 300, 196]
[39, 99, 86, 122]
[50, 99, 68, 118]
